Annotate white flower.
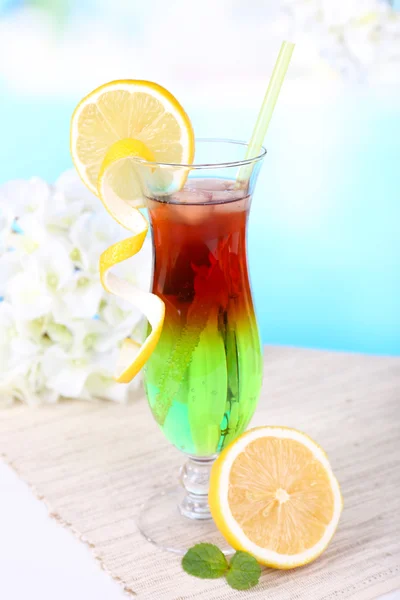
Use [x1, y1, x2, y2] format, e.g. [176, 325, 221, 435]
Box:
[35, 240, 75, 290]
[7, 268, 53, 321]
[55, 169, 98, 212]
[53, 272, 104, 321]
[44, 189, 86, 234]
[70, 209, 123, 271]
[0, 303, 39, 371]
[0, 376, 43, 407]
[85, 349, 142, 403]
[0, 177, 50, 221]
[0, 171, 152, 405]
[0, 178, 64, 253]
[0, 252, 20, 297]
[85, 373, 132, 403]
[41, 343, 136, 402]
[7, 241, 74, 320]
[0, 302, 45, 406]
[41, 346, 93, 398]
[283, 0, 400, 82]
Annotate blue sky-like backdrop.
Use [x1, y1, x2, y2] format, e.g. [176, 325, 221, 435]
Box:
[0, 0, 399, 355]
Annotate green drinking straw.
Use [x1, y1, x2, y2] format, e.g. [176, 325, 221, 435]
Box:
[237, 40, 295, 183]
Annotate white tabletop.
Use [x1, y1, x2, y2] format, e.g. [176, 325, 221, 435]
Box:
[0, 462, 398, 600]
[0, 462, 126, 600]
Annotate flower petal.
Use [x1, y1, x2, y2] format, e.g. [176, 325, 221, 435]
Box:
[42, 346, 91, 398]
[55, 169, 98, 212]
[7, 269, 52, 320]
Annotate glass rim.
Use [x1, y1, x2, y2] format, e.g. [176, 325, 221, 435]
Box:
[134, 138, 267, 170]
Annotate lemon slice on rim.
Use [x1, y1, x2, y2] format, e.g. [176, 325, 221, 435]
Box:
[209, 426, 343, 569]
[71, 79, 194, 198]
[70, 80, 195, 383]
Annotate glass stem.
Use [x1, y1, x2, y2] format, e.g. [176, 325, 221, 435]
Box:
[179, 456, 216, 520]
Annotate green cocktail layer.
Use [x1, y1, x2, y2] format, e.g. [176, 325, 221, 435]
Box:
[144, 302, 262, 456]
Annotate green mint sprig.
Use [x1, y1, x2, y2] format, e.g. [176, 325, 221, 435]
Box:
[226, 551, 262, 590]
[182, 543, 228, 579]
[182, 543, 261, 590]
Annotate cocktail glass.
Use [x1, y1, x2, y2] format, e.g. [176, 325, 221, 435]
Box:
[136, 139, 266, 553]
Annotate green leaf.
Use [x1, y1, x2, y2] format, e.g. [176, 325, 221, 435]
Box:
[226, 551, 262, 590]
[182, 543, 229, 579]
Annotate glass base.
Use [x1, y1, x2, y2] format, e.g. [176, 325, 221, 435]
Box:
[137, 485, 233, 555]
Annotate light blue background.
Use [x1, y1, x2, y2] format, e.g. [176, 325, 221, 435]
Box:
[1, 85, 399, 355]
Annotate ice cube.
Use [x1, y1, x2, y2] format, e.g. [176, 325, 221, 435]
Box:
[209, 188, 246, 203]
[188, 178, 236, 192]
[173, 203, 215, 226]
[178, 189, 213, 204]
[178, 178, 247, 204]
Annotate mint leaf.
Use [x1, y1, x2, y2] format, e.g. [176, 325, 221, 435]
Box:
[226, 551, 262, 590]
[182, 543, 229, 579]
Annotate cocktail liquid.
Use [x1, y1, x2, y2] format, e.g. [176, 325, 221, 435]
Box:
[144, 179, 262, 457]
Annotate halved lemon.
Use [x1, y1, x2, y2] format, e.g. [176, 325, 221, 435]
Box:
[70, 80, 194, 383]
[209, 426, 343, 569]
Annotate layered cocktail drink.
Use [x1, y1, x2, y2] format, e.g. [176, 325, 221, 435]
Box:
[145, 179, 263, 457]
